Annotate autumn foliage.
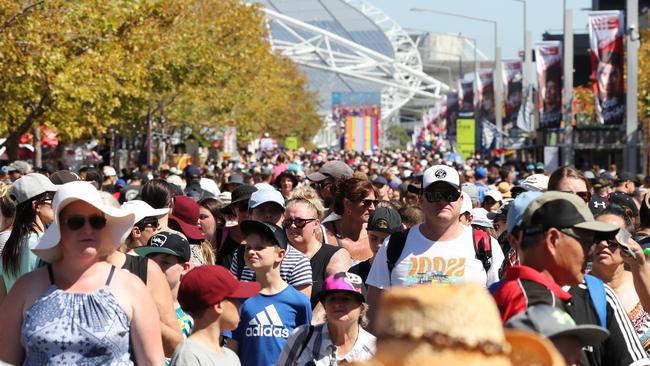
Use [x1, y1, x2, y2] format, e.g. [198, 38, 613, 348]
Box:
[0, 0, 321, 158]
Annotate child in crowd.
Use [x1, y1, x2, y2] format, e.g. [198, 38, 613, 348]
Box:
[171, 265, 261, 365]
[135, 231, 195, 339]
[228, 220, 312, 366]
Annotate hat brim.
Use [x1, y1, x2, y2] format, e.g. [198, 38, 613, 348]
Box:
[230, 281, 262, 299]
[307, 172, 328, 182]
[549, 325, 610, 346]
[240, 220, 286, 249]
[424, 181, 460, 191]
[33, 194, 135, 263]
[573, 220, 619, 234]
[317, 289, 365, 304]
[134, 246, 181, 258]
[169, 215, 204, 241]
[505, 329, 566, 366]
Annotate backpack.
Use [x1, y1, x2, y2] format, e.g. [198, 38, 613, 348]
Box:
[386, 228, 492, 285]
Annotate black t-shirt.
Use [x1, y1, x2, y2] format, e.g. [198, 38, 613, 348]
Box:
[121, 254, 148, 284]
[566, 283, 649, 366]
[309, 244, 340, 309]
[349, 260, 372, 287]
[216, 228, 242, 271]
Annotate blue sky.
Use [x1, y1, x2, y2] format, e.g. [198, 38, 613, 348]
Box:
[370, 0, 593, 60]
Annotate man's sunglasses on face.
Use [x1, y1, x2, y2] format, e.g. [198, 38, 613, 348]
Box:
[424, 188, 461, 203]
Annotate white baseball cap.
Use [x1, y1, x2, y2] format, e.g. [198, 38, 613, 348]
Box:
[471, 208, 494, 229]
[484, 189, 503, 203]
[121, 200, 170, 225]
[521, 174, 549, 192]
[422, 165, 460, 190]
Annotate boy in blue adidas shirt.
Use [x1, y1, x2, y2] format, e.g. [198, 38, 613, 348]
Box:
[228, 220, 312, 366]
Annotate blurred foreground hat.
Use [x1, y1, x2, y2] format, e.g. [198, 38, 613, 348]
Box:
[350, 284, 564, 366]
[307, 161, 353, 182]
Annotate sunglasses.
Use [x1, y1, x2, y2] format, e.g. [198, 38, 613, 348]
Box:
[423, 189, 461, 203]
[136, 217, 159, 230]
[313, 179, 334, 191]
[282, 217, 317, 229]
[361, 199, 379, 208]
[65, 215, 107, 231]
[561, 190, 590, 203]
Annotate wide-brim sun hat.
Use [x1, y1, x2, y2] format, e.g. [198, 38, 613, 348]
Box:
[33, 181, 135, 262]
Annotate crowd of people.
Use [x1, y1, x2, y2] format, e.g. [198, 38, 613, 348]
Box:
[1, 150, 650, 365]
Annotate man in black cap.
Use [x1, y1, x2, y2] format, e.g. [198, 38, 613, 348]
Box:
[614, 171, 637, 196]
[609, 192, 640, 230]
[491, 191, 648, 366]
[214, 185, 258, 270]
[183, 165, 212, 201]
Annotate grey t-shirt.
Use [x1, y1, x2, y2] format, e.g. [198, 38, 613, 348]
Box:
[170, 339, 240, 366]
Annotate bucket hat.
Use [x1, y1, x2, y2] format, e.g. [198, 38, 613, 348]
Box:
[33, 181, 135, 262]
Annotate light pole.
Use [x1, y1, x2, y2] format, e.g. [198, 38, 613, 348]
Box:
[511, 0, 530, 90]
[410, 7, 502, 153]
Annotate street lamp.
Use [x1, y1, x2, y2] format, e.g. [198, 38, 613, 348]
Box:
[410, 7, 502, 152]
[511, 0, 530, 89]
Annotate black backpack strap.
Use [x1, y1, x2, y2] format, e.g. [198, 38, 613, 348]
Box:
[386, 229, 409, 285]
[472, 228, 493, 273]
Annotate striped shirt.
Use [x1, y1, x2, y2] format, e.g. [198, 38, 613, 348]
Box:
[230, 245, 312, 288]
[277, 323, 376, 366]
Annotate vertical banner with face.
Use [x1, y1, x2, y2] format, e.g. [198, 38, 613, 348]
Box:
[535, 41, 563, 128]
[446, 90, 459, 143]
[459, 80, 475, 119]
[502, 60, 523, 127]
[589, 11, 625, 125]
[477, 69, 495, 123]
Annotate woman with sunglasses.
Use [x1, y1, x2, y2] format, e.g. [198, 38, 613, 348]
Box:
[0, 181, 164, 365]
[324, 178, 377, 262]
[590, 206, 650, 355]
[548, 166, 592, 203]
[285, 186, 352, 323]
[0, 174, 57, 303]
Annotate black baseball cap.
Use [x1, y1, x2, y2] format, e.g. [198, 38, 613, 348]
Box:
[240, 220, 288, 249]
[222, 184, 257, 215]
[609, 192, 639, 218]
[134, 231, 191, 262]
[367, 207, 402, 233]
[589, 195, 610, 216]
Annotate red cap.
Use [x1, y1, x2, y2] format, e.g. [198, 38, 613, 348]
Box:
[170, 195, 204, 241]
[178, 265, 261, 313]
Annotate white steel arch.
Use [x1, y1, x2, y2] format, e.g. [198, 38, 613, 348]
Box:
[259, 1, 449, 121]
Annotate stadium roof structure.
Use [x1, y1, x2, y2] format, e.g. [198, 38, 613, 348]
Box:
[253, 0, 450, 121]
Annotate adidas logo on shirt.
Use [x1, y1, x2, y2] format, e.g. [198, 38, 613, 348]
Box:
[245, 304, 290, 338]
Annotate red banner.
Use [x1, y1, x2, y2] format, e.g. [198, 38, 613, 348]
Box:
[535, 41, 563, 128]
[589, 11, 625, 125]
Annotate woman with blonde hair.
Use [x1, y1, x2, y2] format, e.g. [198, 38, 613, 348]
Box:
[0, 181, 16, 252]
[285, 186, 352, 322]
[0, 181, 164, 364]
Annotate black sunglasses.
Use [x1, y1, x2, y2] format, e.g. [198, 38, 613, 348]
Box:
[66, 215, 107, 231]
[424, 189, 461, 203]
[136, 217, 159, 230]
[282, 217, 317, 229]
[361, 199, 379, 208]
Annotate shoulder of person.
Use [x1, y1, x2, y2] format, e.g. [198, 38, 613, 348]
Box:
[10, 266, 50, 308]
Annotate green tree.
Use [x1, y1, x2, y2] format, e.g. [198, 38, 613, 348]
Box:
[386, 124, 410, 149]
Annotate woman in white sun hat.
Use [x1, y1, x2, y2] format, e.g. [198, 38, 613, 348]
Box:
[0, 181, 164, 365]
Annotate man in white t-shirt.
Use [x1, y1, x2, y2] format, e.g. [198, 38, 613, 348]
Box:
[365, 164, 504, 331]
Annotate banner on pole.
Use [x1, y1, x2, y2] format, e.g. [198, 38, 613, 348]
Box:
[502, 60, 523, 128]
[456, 118, 476, 159]
[589, 11, 625, 125]
[535, 41, 563, 129]
[477, 69, 495, 124]
[459, 80, 475, 119]
[446, 90, 459, 142]
[331, 92, 381, 152]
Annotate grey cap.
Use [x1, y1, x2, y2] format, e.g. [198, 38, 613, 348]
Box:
[461, 183, 481, 207]
[10, 173, 59, 204]
[368, 207, 402, 233]
[7, 160, 31, 174]
[506, 304, 609, 347]
[307, 161, 353, 182]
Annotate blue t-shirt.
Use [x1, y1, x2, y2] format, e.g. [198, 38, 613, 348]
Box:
[232, 285, 311, 366]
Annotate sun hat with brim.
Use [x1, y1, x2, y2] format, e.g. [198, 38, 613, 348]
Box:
[522, 191, 619, 236]
[351, 284, 564, 366]
[33, 181, 135, 263]
[506, 304, 609, 347]
[10, 173, 59, 204]
[121, 199, 170, 225]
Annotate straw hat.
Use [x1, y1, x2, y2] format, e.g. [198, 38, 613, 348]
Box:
[350, 284, 564, 366]
[33, 181, 135, 262]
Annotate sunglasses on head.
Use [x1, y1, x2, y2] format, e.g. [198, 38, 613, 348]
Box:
[423, 189, 461, 203]
[282, 217, 316, 229]
[561, 190, 590, 203]
[65, 215, 107, 231]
